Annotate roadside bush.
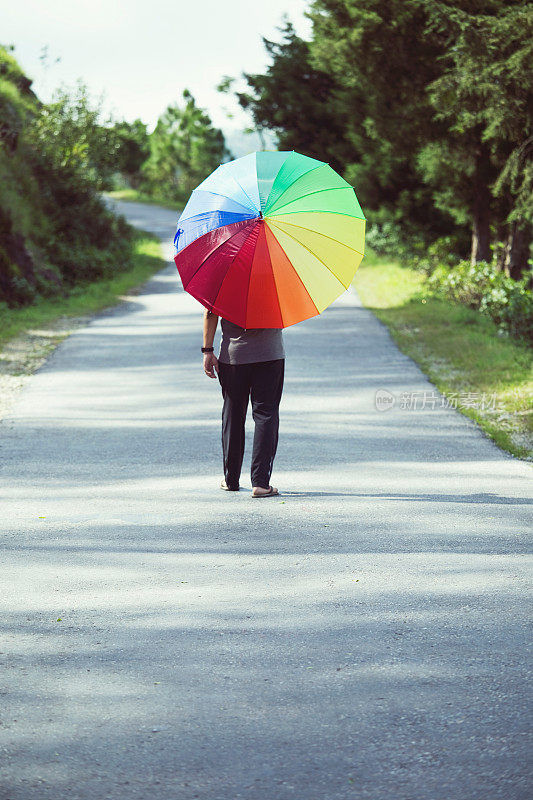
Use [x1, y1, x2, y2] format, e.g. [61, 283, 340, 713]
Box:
[365, 221, 408, 258]
[407, 236, 458, 275]
[0, 46, 137, 308]
[428, 260, 533, 342]
[365, 216, 465, 270]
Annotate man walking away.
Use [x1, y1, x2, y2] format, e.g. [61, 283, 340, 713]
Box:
[201, 309, 284, 498]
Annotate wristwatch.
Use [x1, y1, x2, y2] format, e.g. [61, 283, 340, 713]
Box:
[201, 346, 214, 353]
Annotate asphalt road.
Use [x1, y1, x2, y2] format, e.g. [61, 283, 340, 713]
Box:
[1, 200, 531, 800]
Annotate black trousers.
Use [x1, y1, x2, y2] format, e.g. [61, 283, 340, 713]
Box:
[218, 359, 285, 489]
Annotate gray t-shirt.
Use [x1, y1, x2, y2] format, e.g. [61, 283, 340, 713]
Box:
[218, 318, 285, 365]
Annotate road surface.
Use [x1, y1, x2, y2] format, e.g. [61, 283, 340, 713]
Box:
[1, 200, 531, 800]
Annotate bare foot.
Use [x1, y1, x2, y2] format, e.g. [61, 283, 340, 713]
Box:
[252, 485, 279, 497]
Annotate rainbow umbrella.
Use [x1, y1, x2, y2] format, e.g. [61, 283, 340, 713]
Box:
[174, 150, 365, 328]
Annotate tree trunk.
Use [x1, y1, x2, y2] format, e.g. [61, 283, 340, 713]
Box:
[471, 142, 492, 264]
[495, 222, 509, 272]
[506, 220, 532, 280]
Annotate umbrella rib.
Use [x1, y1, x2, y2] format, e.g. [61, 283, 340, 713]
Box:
[258, 155, 294, 213]
[266, 217, 365, 257]
[210, 223, 261, 315]
[242, 225, 263, 328]
[228, 174, 260, 216]
[181, 221, 258, 289]
[213, 157, 261, 215]
[267, 220, 351, 290]
[179, 190, 257, 221]
[264, 163, 325, 214]
[268, 186, 361, 215]
[265, 229, 319, 327]
[177, 210, 256, 246]
[263, 231, 284, 328]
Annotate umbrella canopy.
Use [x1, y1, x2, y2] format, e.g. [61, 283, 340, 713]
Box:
[174, 150, 365, 328]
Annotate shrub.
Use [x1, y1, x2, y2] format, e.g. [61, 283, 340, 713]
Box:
[0, 46, 138, 307]
[428, 260, 533, 342]
[365, 216, 464, 271]
[364, 221, 405, 256]
[408, 236, 458, 275]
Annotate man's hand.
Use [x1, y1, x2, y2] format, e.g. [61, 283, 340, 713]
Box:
[204, 352, 219, 379]
[202, 310, 219, 378]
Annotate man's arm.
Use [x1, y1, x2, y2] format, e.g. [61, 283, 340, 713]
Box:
[203, 309, 219, 379]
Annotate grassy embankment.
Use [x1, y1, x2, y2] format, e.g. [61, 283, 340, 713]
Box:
[0, 231, 165, 357]
[353, 249, 533, 461]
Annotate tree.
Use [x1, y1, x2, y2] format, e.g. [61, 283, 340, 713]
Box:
[141, 90, 229, 202]
[31, 80, 120, 190]
[420, 1, 532, 273]
[307, 0, 456, 247]
[0, 49, 133, 305]
[227, 21, 353, 174]
[225, 1, 531, 272]
[110, 119, 150, 188]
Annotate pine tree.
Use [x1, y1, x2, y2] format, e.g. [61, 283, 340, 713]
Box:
[421, 0, 532, 273]
[142, 90, 229, 203]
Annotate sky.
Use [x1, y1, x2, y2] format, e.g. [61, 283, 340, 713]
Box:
[3, 0, 312, 135]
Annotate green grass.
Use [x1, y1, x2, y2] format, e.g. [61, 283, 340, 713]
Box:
[353, 251, 533, 461]
[104, 189, 183, 212]
[0, 231, 166, 348]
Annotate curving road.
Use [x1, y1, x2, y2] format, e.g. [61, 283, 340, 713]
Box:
[1, 199, 531, 800]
